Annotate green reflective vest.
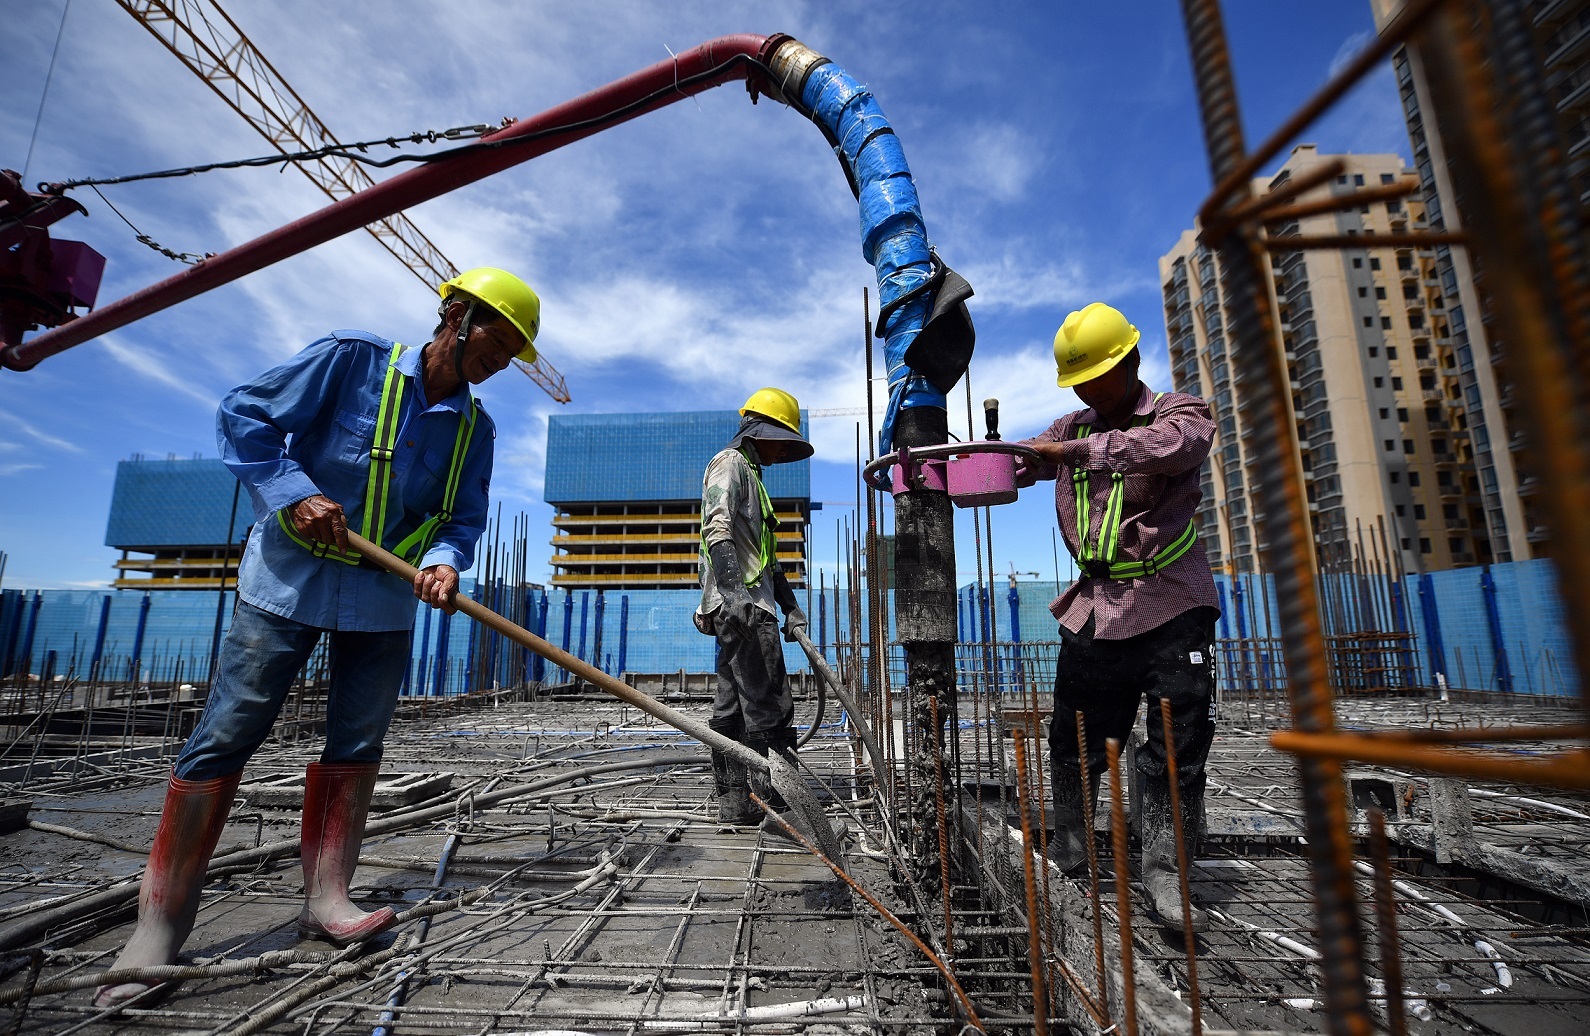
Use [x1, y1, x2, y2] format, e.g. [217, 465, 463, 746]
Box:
[1071, 393, 1198, 580]
[277, 342, 476, 568]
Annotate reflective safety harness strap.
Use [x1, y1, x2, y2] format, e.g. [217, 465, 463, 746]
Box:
[747, 460, 779, 587]
[278, 342, 475, 567]
[363, 348, 408, 555]
[390, 398, 476, 565]
[1070, 392, 1197, 579]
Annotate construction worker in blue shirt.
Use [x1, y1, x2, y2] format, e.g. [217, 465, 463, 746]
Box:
[96, 268, 540, 1009]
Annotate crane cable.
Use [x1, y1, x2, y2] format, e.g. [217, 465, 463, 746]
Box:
[39, 52, 789, 197]
[40, 123, 501, 194]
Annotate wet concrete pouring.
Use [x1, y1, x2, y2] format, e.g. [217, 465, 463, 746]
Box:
[2, 686, 1588, 1034]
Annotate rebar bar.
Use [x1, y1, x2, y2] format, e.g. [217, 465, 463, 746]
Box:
[1011, 730, 1048, 1036]
[1179, 2, 1374, 1031]
[1104, 737, 1138, 1036]
[1159, 698, 1203, 1036]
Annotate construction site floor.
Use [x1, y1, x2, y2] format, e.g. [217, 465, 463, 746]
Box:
[2, 690, 1588, 1034]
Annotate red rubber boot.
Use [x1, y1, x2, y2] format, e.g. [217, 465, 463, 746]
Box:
[296, 762, 397, 945]
[94, 771, 241, 1008]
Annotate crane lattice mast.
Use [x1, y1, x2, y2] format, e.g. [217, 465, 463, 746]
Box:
[114, 0, 570, 402]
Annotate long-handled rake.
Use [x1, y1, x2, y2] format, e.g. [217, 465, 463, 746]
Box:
[347, 531, 844, 862]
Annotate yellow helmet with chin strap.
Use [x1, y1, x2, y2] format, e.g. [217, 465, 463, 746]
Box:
[1053, 302, 1139, 388]
[739, 387, 802, 434]
[439, 267, 540, 362]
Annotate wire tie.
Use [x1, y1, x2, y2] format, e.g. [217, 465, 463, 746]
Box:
[664, 44, 703, 111]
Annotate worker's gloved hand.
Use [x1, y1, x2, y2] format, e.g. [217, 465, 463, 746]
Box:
[782, 607, 808, 644]
[720, 593, 758, 635]
[708, 541, 757, 635]
[290, 494, 349, 551]
[414, 565, 460, 613]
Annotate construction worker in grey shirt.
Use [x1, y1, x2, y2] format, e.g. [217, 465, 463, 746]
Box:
[1017, 302, 1221, 931]
[695, 388, 811, 831]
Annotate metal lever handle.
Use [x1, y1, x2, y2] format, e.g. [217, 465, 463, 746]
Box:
[983, 397, 1001, 440]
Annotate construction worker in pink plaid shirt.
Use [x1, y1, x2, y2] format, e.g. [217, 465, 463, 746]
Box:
[1017, 301, 1221, 931]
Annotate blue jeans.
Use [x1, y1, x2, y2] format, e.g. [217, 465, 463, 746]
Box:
[174, 599, 411, 779]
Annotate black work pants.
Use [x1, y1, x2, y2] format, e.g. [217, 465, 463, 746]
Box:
[712, 609, 795, 741]
[1047, 606, 1218, 794]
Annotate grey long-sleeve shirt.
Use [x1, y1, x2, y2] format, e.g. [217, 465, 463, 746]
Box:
[699, 447, 780, 619]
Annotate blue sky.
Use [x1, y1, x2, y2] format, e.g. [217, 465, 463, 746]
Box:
[0, 1, 1410, 594]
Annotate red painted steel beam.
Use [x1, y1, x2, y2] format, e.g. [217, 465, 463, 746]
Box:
[1, 33, 776, 371]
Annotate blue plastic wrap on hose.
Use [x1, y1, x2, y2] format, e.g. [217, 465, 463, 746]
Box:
[800, 62, 943, 468]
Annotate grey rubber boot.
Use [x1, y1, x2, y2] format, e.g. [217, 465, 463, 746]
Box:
[711, 749, 758, 825]
[1137, 770, 1207, 932]
[1047, 765, 1099, 877]
[709, 717, 759, 826]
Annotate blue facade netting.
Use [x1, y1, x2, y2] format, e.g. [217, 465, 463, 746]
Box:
[962, 562, 1579, 698]
[0, 588, 238, 684]
[1, 558, 1578, 698]
[543, 411, 810, 504]
[105, 459, 249, 548]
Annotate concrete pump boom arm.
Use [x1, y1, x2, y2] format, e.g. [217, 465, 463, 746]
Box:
[1, 33, 782, 371]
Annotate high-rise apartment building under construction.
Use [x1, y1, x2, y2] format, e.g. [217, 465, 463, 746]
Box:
[1161, 145, 1509, 575]
[1369, 0, 1590, 566]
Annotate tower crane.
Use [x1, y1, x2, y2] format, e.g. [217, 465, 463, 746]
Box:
[112, 0, 571, 402]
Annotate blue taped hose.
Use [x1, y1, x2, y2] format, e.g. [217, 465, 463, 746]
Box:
[799, 62, 944, 460]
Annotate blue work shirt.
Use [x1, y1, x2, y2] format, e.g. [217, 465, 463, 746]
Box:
[218, 330, 496, 632]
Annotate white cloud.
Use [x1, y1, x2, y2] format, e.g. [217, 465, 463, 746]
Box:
[960, 254, 1154, 315]
[941, 122, 1042, 204]
[0, 0, 1407, 591]
[1328, 31, 1374, 79]
[98, 334, 221, 406]
[494, 412, 552, 500]
[0, 411, 85, 454]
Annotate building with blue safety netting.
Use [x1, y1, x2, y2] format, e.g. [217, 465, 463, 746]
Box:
[104, 457, 249, 590]
[543, 411, 811, 590]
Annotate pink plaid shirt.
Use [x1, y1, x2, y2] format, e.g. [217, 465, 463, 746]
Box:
[1021, 383, 1219, 640]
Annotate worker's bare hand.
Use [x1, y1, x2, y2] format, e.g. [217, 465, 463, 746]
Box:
[290, 494, 348, 551]
[1026, 440, 1070, 466]
[1015, 442, 1067, 487]
[414, 565, 459, 613]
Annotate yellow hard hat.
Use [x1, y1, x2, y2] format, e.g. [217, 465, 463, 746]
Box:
[439, 267, 540, 362]
[740, 387, 802, 434]
[1053, 302, 1140, 388]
